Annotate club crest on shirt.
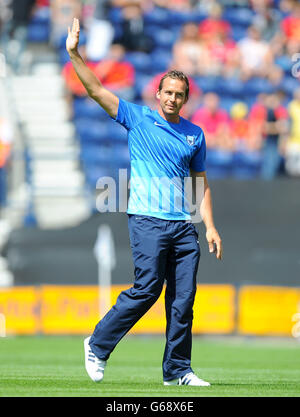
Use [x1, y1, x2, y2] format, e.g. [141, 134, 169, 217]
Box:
[186, 135, 195, 146]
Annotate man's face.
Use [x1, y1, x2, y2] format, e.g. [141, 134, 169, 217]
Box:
[156, 77, 188, 117]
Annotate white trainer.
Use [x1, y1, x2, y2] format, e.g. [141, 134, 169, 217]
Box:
[164, 372, 211, 387]
[84, 337, 106, 382]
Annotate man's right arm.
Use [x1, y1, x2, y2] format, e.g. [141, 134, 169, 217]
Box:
[66, 18, 119, 119]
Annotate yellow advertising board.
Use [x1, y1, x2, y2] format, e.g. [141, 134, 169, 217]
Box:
[238, 285, 300, 336]
[0, 284, 236, 335]
[193, 284, 236, 334]
[1, 284, 299, 336]
[0, 286, 39, 335]
[40, 285, 100, 334]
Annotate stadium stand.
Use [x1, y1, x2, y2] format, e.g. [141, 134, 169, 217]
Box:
[1, 0, 300, 234]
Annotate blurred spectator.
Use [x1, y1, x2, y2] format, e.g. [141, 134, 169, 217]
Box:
[205, 29, 240, 77]
[285, 88, 300, 176]
[198, 2, 231, 42]
[171, 22, 211, 77]
[252, 2, 281, 41]
[85, 0, 114, 61]
[151, 0, 194, 11]
[142, 70, 201, 119]
[62, 45, 98, 97]
[63, 43, 135, 110]
[281, 0, 300, 44]
[267, 64, 285, 90]
[195, 4, 239, 77]
[191, 92, 231, 149]
[279, 0, 296, 15]
[260, 92, 289, 180]
[0, 117, 13, 209]
[237, 25, 274, 80]
[193, 0, 222, 14]
[0, 0, 36, 73]
[229, 102, 262, 151]
[50, 0, 82, 48]
[118, 3, 153, 53]
[93, 43, 135, 100]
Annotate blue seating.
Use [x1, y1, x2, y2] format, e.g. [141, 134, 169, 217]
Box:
[84, 165, 116, 188]
[231, 25, 248, 41]
[73, 98, 109, 120]
[125, 52, 153, 74]
[222, 7, 254, 27]
[167, 9, 207, 25]
[108, 122, 128, 143]
[134, 73, 157, 99]
[80, 142, 129, 166]
[218, 77, 245, 98]
[281, 76, 300, 98]
[275, 55, 293, 75]
[150, 29, 177, 50]
[244, 77, 273, 96]
[194, 76, 222, 94]
[144, 7, 171, 26]
[108, 7, 124, 25]
[205, 149, 234, 178]
[28, 7, 50, 42]
[80, 145, 113, 166]
[149, 48, 172, 73]
[232, 150, 262, 179]
[75, 119, 111, 144]
[220, 97, 239, 112]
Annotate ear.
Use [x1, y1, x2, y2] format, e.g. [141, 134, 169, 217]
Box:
[156, 89, 161, 100]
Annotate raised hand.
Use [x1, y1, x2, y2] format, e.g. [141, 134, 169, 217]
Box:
[66, 18, 80, 54]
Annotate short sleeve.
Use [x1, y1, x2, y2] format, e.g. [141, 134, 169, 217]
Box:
[190, 132, 206, 172]
[113, 98, 146, 130]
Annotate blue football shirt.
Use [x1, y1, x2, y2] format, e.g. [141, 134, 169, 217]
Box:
[113, 98, 206, 220]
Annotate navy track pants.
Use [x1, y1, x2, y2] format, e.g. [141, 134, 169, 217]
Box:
[89, 214, 200, 381]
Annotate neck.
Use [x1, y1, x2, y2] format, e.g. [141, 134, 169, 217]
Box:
[158, 107, 180, 124]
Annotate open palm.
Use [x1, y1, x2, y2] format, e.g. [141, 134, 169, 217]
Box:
[66, 18, 80, 53]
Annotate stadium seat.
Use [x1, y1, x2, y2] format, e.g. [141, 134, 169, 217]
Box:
[222, 7, 254, 27]
[144, 7, 171, 26]
[218, 77, 245, 98]
[232, 150, 262, 179]
[275, 55, 292, 75]
[125, 52, 153, 75]
[244, 77, 273, 96]
[108, 122, 128, 143]
[281, 76, 300, 98]
[84, 165, 115, 188]
[108, 7, 124, 25]
[149, 49, 172, 73]
[73, 97, 109, 121]
[80, 144, 113, 166]
[75, 119, 111, 144]
[28, 7, 50, 42]
[194, 76, 222, 94]
[167, 9, 207, 25]
[150, 29, 177, 50]
[134, 73, 157, 99]
[220, 97, 239, 112]
[205, 149, 233, 178]
[231, 25, 248, 41]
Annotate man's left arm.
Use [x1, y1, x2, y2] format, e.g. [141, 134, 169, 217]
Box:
[190, 169, 223, 260]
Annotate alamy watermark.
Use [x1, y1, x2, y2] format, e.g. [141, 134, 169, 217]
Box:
[291, 53, 300, 78]
[95, 169, 205, 223]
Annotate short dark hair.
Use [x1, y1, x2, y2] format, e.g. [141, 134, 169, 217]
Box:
[158, 70, 190, 100]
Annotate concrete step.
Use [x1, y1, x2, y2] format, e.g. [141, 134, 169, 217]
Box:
[24, 121, 75, 141]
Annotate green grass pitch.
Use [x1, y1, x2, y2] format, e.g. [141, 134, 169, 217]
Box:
[0, 335, 300, 397]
